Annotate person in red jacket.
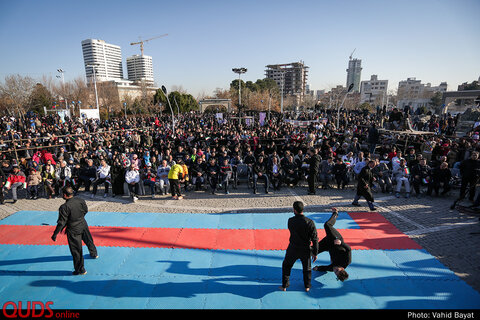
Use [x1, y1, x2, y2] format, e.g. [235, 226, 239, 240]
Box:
[5, 165, 26, 203]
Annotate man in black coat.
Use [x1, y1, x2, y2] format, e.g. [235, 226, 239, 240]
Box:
[306, 148, 321, 195]
[458, 151, 480, 202]
[352, 160, 377, 211]
[253, 156, 269, 194]
[51, 187, 98, 275]
[281, 201, 319, 292]
[313, 208, 351, 282]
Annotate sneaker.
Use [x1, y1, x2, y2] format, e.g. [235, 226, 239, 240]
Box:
[133, 196, 139, 202]
[177, 196, 183, 200]
[395, 193, 400, 198]
[351, 202, 360, 207]
[370, 206, 377, 211]
[405, 193, 410, 199]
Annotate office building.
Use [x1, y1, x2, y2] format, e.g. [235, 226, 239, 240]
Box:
[126, 54, 154, 84]
[81, 39, 124, 83]
[346, 58, 362, 92]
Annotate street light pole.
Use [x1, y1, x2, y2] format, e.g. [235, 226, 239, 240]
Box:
[86, 64, 99, 110]
[161, 85, 175, 138]
[57, 69, 68, 116]
[337, 83, 354, 128]
[232, 67, 247, 110]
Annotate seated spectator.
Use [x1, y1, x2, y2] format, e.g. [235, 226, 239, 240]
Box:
[332, 157, 349, 189]
[373, 157, 393, 193]
[206, 157, 220, 194]
[219, 158, 233, 194]
[394, 158, 411, 198]
[269, 156, 282, 191]
[142, 163, 157, 198]
[253, 155, 269, 194]
[54, 160, 71, 195]
[78, 159, 96, 192]
[427, 161, 452, 196]
[411, 158, 432, 197]
[26, 168, 42, 199]
[156, 160, 171, 195]
[125, 164, 140, 202]
[283, 155, 300, 187]
[91, 159, 111, 198]
[319, 157, 334, 189]
[5, 165, 26, 203]
[41, 164, 56, 198]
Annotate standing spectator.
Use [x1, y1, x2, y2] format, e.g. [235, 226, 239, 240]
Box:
[306, 148, 320, 195]
[168, 160, 184, 200]
[352, 160, 376, 211]
[458, 151, 480, 202]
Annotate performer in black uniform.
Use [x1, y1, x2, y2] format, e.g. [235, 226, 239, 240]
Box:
[281, 201, 319, 292]
[306, 148, 321, 195]
[51, 187, 98, 275]
[313, 208, 351, 282]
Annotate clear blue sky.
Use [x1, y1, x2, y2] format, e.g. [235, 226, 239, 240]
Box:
[0, 0, 479, 97]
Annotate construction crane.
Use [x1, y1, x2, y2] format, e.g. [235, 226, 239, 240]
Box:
[130, 34, 168, 56]
[349, 48, 356, 60]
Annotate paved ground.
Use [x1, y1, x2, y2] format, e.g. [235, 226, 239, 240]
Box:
[0, 182, 479, 309]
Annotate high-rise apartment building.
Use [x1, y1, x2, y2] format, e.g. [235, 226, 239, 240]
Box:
[81, 39, 124, 83]
[126, 54, 154, 84]
[265, 61, 309, 101]
[346, 58, 362, 92]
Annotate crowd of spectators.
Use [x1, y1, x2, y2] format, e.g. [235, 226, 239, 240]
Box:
[0, 106, 479, 206]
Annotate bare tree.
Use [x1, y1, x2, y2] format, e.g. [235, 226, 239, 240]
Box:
[0, 74, 36, 117]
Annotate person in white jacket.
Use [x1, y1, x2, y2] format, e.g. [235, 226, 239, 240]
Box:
[394, 158, 411, 198]
[125, 164, 140, 202]
[91, 160, 111, 198]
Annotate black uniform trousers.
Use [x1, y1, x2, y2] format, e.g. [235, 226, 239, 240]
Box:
[282, 245, 312, 289]
[67, 227, 97, 273]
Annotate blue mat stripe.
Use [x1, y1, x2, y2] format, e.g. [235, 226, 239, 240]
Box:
[1, 210, 359, 230]
[0, 245, 479, 309]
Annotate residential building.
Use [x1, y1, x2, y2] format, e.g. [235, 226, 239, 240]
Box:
[360, 75, 388, 106]
[265, 61, 309, 104]
[397, 77, 447, 110]
[81, 39, 124, 83]
[346, 58, 362, 92]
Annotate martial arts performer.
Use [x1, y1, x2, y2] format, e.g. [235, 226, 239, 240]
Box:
[51, 187, 98, 275]
[281, 201, 319, 292]
[313, 207, 351, 282]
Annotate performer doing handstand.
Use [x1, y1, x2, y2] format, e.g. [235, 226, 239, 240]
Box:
[313, 207, 351, 281]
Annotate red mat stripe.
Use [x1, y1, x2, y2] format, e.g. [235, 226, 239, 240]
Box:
[0, 225, 421, 250]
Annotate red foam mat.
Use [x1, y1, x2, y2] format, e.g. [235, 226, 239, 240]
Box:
[0, 224, 421, 250]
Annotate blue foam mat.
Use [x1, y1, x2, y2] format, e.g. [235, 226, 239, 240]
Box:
[0, 244, 479, 309]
